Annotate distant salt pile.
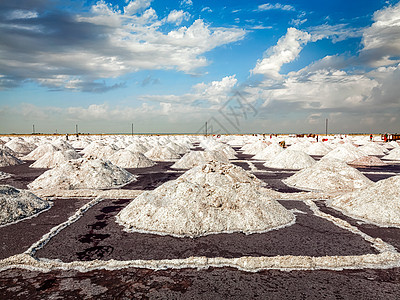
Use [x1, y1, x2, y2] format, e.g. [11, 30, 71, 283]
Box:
[70, 140, 90, 149]
[30, 150, 81, 168]
[322, 146, 366, 163]
[358, 142, 387, 156]
[284, 158, 372, 192]
[171, 150, 229, 169]
[253, 143, 283, 160]
[116, 161, 294, 237]
[0, 145, 20, 158]
[145, 145, 180, 161]
[0, 185, 51, 226]
[22, 144, 60, 160]
[207, 143, 237, 159]
[0, 171, 11, 180]
[166, 141, 190, 155]
[0, 149, 23, 167]
[348, 156, 387, 167]
[28, 158, 136, 190]
[52, 139, 74, 151]
[5, 139, 36, 157]
[387, 141, 400, 149]
[328, 176, 400, 227]
[286, 141, 312, 152]
[125, 142, 149, 153]
[383, 148, 400, 161]
[263, 150, 315, 169]
[242, 140, 269, 155]
[109, 150, 156, 168]
[83, 144, 120, 160]
[305, 142, 332, 156]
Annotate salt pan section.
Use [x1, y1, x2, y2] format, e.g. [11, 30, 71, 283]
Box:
[30, 150, 81, 168]
[383, 148, 400, 161]
[28, 158, 136, 190]
[253, 143, 283, 160]
[328, 176, 400, 227]
[263, 150, 315, 169]
[283, 158, 372, 192]
[0, 149, 23, 167]
[0, 185, 50, 225]
[109, 150, 156, 168]
[348, 156, 387, 167]
[323, 146, 366, 162]
[171, 150, 228, 169]
[116, 161, 295, 237]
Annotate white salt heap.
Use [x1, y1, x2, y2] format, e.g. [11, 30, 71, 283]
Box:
[383, 148, 400, 161]
[28, 158, 136, 190]
[328, 176, 400, 227]
[323, 146, 366, 162]
[29, 150, 81, 168]
[4, 139, 36, 157]
[22, 144, 60, 160]
[305, 142, 332, 156]
[284, 158, 372, 192]
[358, 142, 387, 156]
[145, 145, 180, 161]
[109, 150, 156, 168]
[348, 156, 387, 167]
[125, 143, 149, 153]
[0, 185, 51, 225]
[83, 144, 120, 160]
[0, 149, 23, 167]
[171, 150, 228, 169]
[253, 143, 283, 160]
[117, 161, 294, 237]
[263, 150, 315, 169]
[242, 140, 269, 155]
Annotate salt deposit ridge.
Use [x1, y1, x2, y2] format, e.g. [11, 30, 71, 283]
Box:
[117, 161, 295, 237]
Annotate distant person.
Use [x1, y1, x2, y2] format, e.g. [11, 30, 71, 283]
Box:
[370, 134, 373, 141]
[65, 134, 69, 141]
[316, 135, 319, 142]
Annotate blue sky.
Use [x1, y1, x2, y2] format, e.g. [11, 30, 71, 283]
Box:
[1, 0, 400, 134]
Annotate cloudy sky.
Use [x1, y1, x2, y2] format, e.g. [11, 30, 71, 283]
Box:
[1, 0, 400, 134]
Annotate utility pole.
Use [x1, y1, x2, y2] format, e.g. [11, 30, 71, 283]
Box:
[131, 123, 134, 136]
[205, 121, 207, 136]
[75, 124, 78, 135]
[32, 124, 35, 134]
[325, 118, 328, 136]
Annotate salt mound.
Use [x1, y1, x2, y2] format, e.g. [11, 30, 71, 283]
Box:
[83, 144, 119, 160]
[253, 143, 283, 160]
[0, 185, 51, 225]
[328, 176, 400, 226]
[0, 171, 11, 180]
[125, 143, 149, 153]
[208, 144, 237, 159]
[283, 158, 372, 192]
[171, 150, 229, 169]
[145, 146, 180, 161]
[28, 158, 136, 190]
[358, 142, 387, 156]
[323, 146, 366, 162]
[0, 149, 23, 167]
[4, 140, 36, 156]
[22, 144, 60, 160]
[30, 150, 81, 168]
[116, 161, 294, 237]
[383, 148, 400, 161]
[305, 142, 332, 156]
[52, 140, 74, 151]
[348, 156, 387, 167]
[263, 150, 315, 169]
[286, 141, 312, 152]
[242, 140, 269, 155]
[109, 150, 156, 168]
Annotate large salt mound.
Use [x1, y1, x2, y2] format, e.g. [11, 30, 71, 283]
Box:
[145, 146, 180, 161]
[30, 150, 81, 168]
[125, 143, 149, 153]
[22, 144, 60, 160]
[253, 143, 283, 160]
[0, 149, 23, 167]
[305, 142, 332, 156]
[0, 185, 51, 225]
[242, 140, 269, 155]
[358, 142, 387, 156]
[83, 144, 119, 160]
[383, 148, 400, 160]
[328, 176, 400, 226]
[348, 156, 387, 167]
[4, 140, 36, 156]
[263, 150, 315, 169]
[28, 158, 136, 190]
[109, 150, 156, 168]
[283, 158, 372, 192]
[171, 150, 229, 169]
[323, 146, 366, 162]
[116, 161, 294, 237]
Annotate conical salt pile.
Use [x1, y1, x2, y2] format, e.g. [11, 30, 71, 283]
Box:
[253, 143, 283, 160]
[358, 142, 387, 156]
[283, 158, 372, 192]
[116, 161, 294, 237]
[0, 149, 23, 167]
[4, 139, 36, 157]
[263, 150, 315, 169]
[383, 148, 400, 160]
[242, 140, 269, 155]
[0, 185, 51, 225]
[305, 142, 332, 156]
[348, 156, 387, 167]
[145, 146, 180, 161]
[30, 150, 81, 168]
[28, 158, 136, 190]
[328, 176, 400, 226]
[108, 150, 156, 168]
[83, 144, 119, 160]
[323, 146, 366, 162]
[22, 144, 60, 160]
[171, 150, 228, 169]
[125, 143, 149, 153]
